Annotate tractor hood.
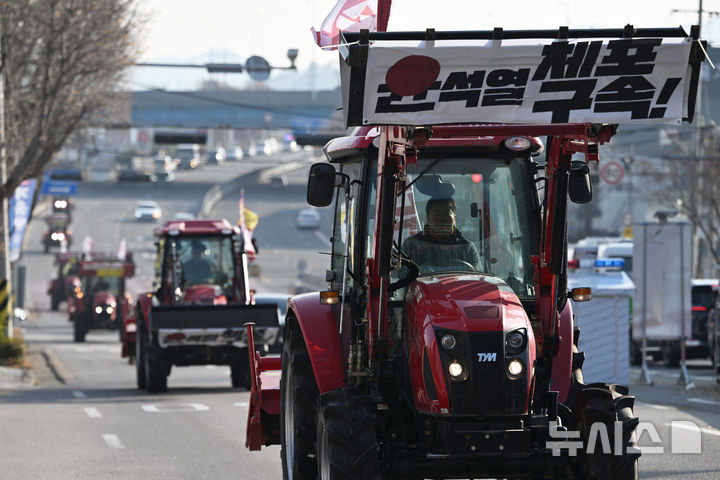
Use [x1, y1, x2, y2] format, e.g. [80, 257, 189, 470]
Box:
[407, 274, 530, 333]
[183, 284, 227, 305]
[92, 292, 116, 306]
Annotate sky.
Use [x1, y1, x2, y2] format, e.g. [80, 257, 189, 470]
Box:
[130, 0, 720, 91]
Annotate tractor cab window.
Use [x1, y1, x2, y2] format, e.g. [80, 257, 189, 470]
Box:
[330, 159, 364, 291]
[399, 156, 538, 299]
[84, 276, 121, 294]
[173, 236, 234, 287]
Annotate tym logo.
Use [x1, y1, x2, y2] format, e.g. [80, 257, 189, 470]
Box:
[477, 352, 497, 362]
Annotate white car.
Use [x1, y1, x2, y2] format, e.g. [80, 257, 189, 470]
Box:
[296, 208, 321, 229]
[134, 201, 162, 221]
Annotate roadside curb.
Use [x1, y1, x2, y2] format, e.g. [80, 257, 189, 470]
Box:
[0, 364, 35, 388]
[41, 347, 72, 384]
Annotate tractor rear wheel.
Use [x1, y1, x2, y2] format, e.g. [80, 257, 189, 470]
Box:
[280, 320, 319, 480]
[316, 389, 380, 480]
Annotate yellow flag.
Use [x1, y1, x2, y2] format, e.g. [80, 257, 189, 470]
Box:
[243, 207, 259, 231]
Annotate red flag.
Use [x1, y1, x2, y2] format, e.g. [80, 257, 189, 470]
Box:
[311, 0, 392, 50]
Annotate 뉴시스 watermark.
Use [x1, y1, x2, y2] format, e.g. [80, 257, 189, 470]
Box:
[546, 420, 703, 456]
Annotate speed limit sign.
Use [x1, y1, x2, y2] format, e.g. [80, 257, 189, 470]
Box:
[600, 161, 625, 185]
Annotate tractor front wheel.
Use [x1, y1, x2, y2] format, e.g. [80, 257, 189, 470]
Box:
[144, 344, 168, 393]
[573, 383, 640, 480]
[280, 320, 319, 480]
[135, 322, 147, 390]
[316, 389, 380, 480]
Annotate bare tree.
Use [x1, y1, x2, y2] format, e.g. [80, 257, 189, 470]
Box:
[0, 0, 142, 195]
[0, 0, 141, 336]
[646, 124, 720, 277]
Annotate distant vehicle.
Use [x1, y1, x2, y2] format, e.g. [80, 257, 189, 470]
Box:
[174, 144, 201, 170]
[270, 175, 288, 189]
[296, 208, 321, 229]
[172, 211, 196, 220]
[42, 213, 72, 253]
[597, 241, 633, 274]
[153, 154, 175, 173]
[252, 292, 290, 353]
[252, 292, 289, 326]
[206, 147, 226, 165]
[255, 138, 278, 156]
[226, 146, 244, 161]
[134, 201, 162, 221]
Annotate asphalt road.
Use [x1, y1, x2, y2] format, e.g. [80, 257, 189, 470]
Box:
[2, 151, 720, 479]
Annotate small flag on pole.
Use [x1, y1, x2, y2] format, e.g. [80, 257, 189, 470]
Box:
[311, 0, 392, 50]
[238, 190, 259, 260]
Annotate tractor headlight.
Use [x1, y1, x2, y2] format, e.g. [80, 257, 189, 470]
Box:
[448, 360, 469, 381]
[507, 358, 525, 379]
[506, 329, 527, 355]
[95, 306, 102, 314]
[106, 306, 113, 314]
[440, 334, 457, 350]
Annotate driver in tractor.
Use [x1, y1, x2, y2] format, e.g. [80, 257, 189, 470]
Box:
[182, 241, 215, 285]
[402, 196, 480, 274]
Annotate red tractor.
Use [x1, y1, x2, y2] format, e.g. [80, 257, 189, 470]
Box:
[69, 252, 135, 343]
[134, 219, 279, 393]
[47, 252, 81, 311]
[244, 27, 704, 479]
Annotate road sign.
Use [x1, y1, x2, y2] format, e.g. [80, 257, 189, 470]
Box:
[245, 56, 271, 81]
[600, 161, 625, 185]
[41, 180, 78, 196]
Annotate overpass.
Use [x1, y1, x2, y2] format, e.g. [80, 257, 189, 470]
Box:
[131, 88, 343, 131]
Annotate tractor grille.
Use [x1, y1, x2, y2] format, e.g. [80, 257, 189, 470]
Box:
[448, 332, 504, 415]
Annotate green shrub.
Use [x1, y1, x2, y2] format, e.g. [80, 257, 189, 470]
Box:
[0, 335, 24, 365]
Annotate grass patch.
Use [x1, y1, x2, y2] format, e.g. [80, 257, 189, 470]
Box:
[0, 334, 25, 366]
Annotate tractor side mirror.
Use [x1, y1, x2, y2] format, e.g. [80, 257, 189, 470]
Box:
[569, 161, 592, 204]
[307, 163, 337, 207]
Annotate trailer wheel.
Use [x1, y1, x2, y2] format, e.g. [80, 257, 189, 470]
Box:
[145, 344, 168, 393]
[573, 384, 640, 480]
[280, 320, 319, 480]
[316, 389, 380, 480]
[136, 320, 147, 389]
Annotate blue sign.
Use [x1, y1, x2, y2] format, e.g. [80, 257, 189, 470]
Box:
[41, 180, 78, 196]
[9, 179, 37, 263]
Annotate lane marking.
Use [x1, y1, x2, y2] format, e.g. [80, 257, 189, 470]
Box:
[636, 401, 670, 411]
[84, 407, 102, 418]
[314, 230, 331, 248]
[666, 422, 720, 437]
[688, 397, 720, 406]
[142, 403, 210, 413]
[73, 390, 87, 399]
[234, 401, 249, 408]
[102, 434, 125, 449]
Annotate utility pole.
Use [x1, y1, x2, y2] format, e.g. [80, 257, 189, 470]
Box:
[0, 26, 12, 338]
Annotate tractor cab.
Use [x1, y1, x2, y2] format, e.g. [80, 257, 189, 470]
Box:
[71, 252, 135, 342]
[152, 219, 247, 304]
